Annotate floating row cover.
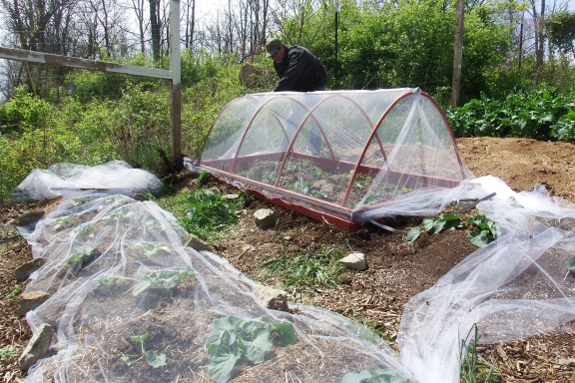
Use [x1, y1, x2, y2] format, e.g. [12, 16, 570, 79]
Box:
[199, 88, 472, 230]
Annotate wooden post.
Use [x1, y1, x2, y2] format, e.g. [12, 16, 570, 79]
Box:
[451, 0, 464, 108]
[170, 0, 182, 166]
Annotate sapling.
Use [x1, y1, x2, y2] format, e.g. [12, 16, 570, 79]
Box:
[122, 332, 167, 368]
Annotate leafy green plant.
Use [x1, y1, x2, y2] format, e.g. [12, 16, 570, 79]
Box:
[341, 366, 410, 383]
[56, 214, 78, 227]
[71, 196, 94, 206]
[67, 224, 96, 240]
[467, 215, 498, 247]
[132, 269, 195, 296]
[406, 214, 461, 243]
[181, 189, 251, 240]
[130, 241, 171, 257]
[460, 324, 498, 383]
[205, 316, 297, 383]
[261, 246, 344, 289]
[8, 285, 22, 298]
[0, 346, 17, 361]
[565, 256, 575, 279]
[122, 331, 167, 368]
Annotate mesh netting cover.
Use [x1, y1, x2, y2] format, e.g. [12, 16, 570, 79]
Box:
[14, 155, 575, 381]
[198, 88, 472, 230]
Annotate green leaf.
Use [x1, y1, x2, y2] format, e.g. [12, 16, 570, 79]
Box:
[422, 217, 435, 232]
[406, 226, 421, 243]
[206, 317, 243, 347]
[132, 278, 152, 296]
[207, 345, 242, 383]
[567, 256, 575, 271]
[470, 231, 490, 247]
[428, 219, 446, 235]
[146, 351, 167, 368]
[272, 323, 298, 346]
[130, 332, 149, 343]
[440, 213, 460, 221]
[243, 328, 272, 364]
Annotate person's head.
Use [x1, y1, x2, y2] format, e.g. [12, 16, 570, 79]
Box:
[266, 37, 285, 64]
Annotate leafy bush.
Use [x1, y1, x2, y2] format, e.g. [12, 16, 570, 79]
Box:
[447, 87, 575, 140]
[0, 86, 52, 134]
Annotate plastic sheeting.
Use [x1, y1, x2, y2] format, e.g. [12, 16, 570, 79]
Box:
[15, 161, 575, 383]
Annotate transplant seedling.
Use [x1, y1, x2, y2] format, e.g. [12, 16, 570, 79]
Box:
[406, 214, 461, 243]
[132, 269, 195, 296]
[205, 316, 297, 383]
[467, 215, 499, 247]
[565, 256, 575, 279]
[130, 242, 171, 257]
[71, 196, 94, 206]
[122, 332, 167, 368]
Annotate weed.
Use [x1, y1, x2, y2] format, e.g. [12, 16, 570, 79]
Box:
[198, 170, 212, 184]
[122, 331, 167, 368]
[181, 188, 251, 240]
[205, 316, 297, 383]
[459, 324, 498, 383]
[8, 285, 21, 298]
[261, 246, 344, 289]
[0, 346, 17, 361]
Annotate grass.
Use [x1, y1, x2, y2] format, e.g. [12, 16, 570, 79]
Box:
[460, 324, 499, 383]
[260, 245, 345, 290]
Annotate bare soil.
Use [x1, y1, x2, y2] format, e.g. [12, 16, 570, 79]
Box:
[2, 137, 575, 382]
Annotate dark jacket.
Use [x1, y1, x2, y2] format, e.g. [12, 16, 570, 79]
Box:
[273, 45, 326, 92]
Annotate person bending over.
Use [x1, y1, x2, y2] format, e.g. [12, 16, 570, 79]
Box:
[266, 37, 326, 153]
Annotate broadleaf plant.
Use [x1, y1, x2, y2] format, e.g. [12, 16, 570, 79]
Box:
[467, 215, 498, 247]
[205, 316, 297, 383]
[132, 269, 195, 296]
[123, 331, 167, 368]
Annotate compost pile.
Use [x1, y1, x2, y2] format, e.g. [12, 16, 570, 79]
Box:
[4, 152, 575, 383]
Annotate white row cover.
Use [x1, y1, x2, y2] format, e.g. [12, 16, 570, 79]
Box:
[13, 161, 575, 383]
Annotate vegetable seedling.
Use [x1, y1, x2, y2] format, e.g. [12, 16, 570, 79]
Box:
[132, 269, 195, 296]
[122, 332, 167, 368]
[205, 316, 297, 383]
[467, 215, 498, 247]
[130, 242, 171, 257]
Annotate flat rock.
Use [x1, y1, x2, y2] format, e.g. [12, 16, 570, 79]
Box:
[184, 233, 213, 251]
[18, 210, 45, 227]
[16, 291, 50, 315]
[253, 208, 276, 229]
[133, 193, 149, 201]
[339, 252, 368, 271]
[15, 258, 46, 282]
[19, 323, 53, 370]
[253, 283, 289, 312]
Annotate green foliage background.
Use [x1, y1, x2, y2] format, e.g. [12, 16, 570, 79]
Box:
[1, 1, 575, 201]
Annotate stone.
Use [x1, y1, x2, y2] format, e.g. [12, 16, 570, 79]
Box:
[16, 291, 50, 316]
[18, 323, 53, 370]
[15, 258, 46, 282]
[17, 210, 45, 227]
[339, 252, 368, 271]
[184, 233, 213, 251]
[221, 193, 240, 201]
[253, 284, 289, 312]
[253, 208, 276, 229]
[133, 193, 149, 201]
